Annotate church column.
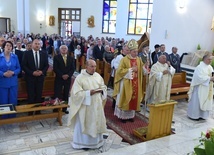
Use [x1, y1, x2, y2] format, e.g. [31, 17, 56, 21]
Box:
[16, 0, 25, 34]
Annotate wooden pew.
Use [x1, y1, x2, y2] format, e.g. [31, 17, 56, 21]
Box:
[96, 59, 104, 76]
[170, 71, 190, 100]
[18, 76, 55, 100]
[0, 103, 69, 126]
[76, 56, 80, 72]
[143, 71, 190, 101]
[80, 55, 86, 69]
[103, 62, 111, 85]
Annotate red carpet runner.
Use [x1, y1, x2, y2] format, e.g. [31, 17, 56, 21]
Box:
[104, 97, 148, 145]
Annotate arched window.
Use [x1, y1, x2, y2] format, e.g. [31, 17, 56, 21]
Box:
[128, 0, 153, 35]
[102, 0, 117, 33]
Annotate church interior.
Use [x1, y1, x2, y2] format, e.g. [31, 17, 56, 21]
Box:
[1, 0, 214, 155]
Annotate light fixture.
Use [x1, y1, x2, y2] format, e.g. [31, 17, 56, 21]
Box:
[178, 0, 186, 9]
[177, 0, 187, 14]
[37, 11, 44, 21]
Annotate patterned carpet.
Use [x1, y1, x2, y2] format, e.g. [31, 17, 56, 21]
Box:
[104, 97, 148, 145]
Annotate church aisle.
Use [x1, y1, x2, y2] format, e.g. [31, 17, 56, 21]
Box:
[0, 89, 214, 155]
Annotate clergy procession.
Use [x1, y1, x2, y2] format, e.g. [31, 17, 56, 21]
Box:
[66, 38, 214, 150]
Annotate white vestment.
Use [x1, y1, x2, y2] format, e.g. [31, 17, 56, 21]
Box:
[67, 69, 107, 149]
[187, 61, 213, 119]
[113, 54, 123, 70]
[145, 62, 175, 104]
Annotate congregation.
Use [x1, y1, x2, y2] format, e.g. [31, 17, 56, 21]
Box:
[0, 31, 213, 151]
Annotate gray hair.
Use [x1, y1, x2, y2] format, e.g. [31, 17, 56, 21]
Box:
[59, 45, 68, 50]
[202, 52, 212, 61]
[104, 45, 110, 50]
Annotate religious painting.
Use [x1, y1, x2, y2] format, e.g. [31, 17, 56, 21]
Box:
[49, 16, 55, 26]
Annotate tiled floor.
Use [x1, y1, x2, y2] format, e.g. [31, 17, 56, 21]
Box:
[0, 89, 214, 155]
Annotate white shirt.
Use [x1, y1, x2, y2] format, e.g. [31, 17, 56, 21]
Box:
[33, 50, 40, 69]
[74, 49, 81, 59]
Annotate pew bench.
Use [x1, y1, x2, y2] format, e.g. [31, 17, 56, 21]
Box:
[18, 76, 55, 100]
[170, 71, 190, 100]
[0, 103, 69, 126]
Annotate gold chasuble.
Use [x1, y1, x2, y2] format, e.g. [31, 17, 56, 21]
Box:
[113, 55, 144, 111]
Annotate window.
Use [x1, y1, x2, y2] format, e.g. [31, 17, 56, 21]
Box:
[128, 0, 153, 35]
[58, 8, 81, 37]
[102, 0, 117, 33]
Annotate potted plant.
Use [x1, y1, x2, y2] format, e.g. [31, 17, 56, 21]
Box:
[197, 44, 201, 50]
[194, 128, 214, 155]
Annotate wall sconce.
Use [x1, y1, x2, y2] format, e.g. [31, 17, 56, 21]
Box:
[37, 11, 44, 21]
[178, 0, 186, 9]
[40, 23, 42, 29]
[177, 0, 187, 13]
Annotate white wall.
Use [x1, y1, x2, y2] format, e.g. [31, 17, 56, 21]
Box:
[0, 0, 17, 32]
[45, 0, 139, 40]
[150, 0, 214, 55]
[45, 0, 116, 38]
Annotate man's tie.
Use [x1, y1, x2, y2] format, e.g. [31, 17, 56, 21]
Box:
[63, 55, 67, 66]
[35, 51, 39, 69]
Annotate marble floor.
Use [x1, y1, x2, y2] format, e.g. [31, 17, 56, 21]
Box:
[0, 90, 214, 155]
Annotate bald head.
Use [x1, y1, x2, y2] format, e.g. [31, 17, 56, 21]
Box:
[158, 55, 167, 64]
[86, 59, 96, 75]
[203, 53, 213, 65]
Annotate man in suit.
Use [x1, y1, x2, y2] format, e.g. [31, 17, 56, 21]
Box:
[53, 45, 75, 113]
[93, 39, 105, 61]
[15, 41, 24, 78]
[22, 39, 49, 103]
[153, 44, 169, 64]
[41, 33, 48, 50]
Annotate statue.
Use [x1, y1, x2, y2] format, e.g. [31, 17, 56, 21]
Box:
[87, 16, 95, 28]
[49, 16, 55, 26]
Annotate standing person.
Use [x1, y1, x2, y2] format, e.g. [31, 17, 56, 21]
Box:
[53, 45, 75, 114]
[151, 44, 160, 64]
[103, 45, 114, 64]
[25, 42, 32, 51]
[15, 41, 24, 78]
[0, 37, 6, 53]
[111, 44, 130, 108]
[187, 53, 214, 120]
[153, 44, 169, 64]
[145, 55, 175, 104]
[67, 59, 107, 150]
[86, 43, 94, 60]
[113, 39, 144, 123]
[93, 39, 105, 61]
[22, 39, 49, 103]
[169, 47, 181, 73]
[0, 41, 20, 118]
[74, 45, 81, 72]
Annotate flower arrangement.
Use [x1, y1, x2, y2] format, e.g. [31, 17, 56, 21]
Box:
[33, 98, 67, 107]
[194, 128, 214, 155]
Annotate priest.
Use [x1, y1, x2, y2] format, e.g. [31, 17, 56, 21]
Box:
[113, 39, 144, 123]
[67, 59, 107, 150]
[145, 55, 175, 104]
[187, 53, 214, 120]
